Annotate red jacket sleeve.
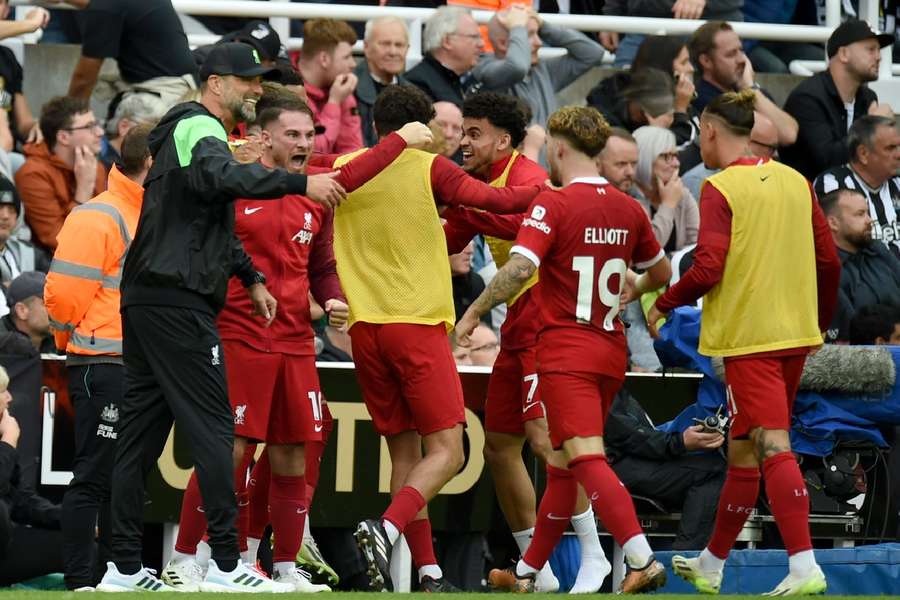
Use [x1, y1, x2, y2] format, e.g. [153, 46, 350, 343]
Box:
[431, 155, 542, 213]
[655, 184, 732, 313]
[331, 133, 405, 192]
[308, 208, 345, 306]
[808, 182, 841, 331]
[442, 207, 480, 255]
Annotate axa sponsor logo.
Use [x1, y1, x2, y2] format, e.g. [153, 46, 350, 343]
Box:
[292, 229, 314, 245]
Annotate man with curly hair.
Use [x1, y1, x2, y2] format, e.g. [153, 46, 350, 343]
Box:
[456, 105, 671, 594]
[443, 92, 609, 593]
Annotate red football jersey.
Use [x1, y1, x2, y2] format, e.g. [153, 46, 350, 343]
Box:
[511, 177, 663, 375]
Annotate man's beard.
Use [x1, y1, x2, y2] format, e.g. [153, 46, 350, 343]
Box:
[847, 228, 873, 249]
[229, 98, 256, 124]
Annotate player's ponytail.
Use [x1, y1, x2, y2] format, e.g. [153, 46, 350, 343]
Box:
[703, 89, 755, 136]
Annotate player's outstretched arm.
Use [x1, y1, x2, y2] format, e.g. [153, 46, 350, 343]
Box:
[455, 253, 536, 344]
[432, 155, 542, 213]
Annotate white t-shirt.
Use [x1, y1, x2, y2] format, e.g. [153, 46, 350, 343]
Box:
[845, 101, 855, 132]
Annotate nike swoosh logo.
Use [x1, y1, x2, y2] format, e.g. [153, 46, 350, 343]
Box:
[591, 492, 599, 501]
[760, 175, 770, 182]
[244, 207, 263, 215]
[547, 513, 568, 521]
[314, 424, 323, 432]
[522, 402, 541, 414]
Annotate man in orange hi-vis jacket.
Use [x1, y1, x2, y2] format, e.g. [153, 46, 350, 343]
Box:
[44, 125, 153, 592]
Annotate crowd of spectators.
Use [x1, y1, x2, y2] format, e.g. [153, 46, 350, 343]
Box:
[0, 0, 895, 587]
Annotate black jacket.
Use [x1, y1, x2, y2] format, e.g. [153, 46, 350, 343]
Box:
[586, 72, 695, 147]
[0, 441, 59, 532]
[353, 60, 407, 148]
[781, 70, 878, 181]
[604, 390, 686, 465]
[829, 242, 900, 338]
[404, 54, 481, 106]
[121, 102, 310, 314]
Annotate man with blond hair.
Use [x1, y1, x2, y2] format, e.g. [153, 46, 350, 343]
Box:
[298, 18, 363, 153]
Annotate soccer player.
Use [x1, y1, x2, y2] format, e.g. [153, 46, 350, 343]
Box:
[648, 90, 841, 596]
[314, 83, 542, 592]
[160, 96, 433, 591]
[443, 92, 610, 593]
[455, 106, 672, 594]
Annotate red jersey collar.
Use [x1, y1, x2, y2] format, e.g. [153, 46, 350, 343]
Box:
[728, 155, 770, 168]
[487, 153, 515, 182]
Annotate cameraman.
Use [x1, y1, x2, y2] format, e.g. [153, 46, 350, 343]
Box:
[605, 390, 726, 550]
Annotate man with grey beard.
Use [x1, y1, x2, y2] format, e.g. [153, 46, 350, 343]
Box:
[98, 43, 347, 593]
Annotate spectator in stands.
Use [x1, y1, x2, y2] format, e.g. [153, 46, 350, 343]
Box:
[99, 94, 166, 171]
[629, 36, 697, 147]
[598, 0, 744, 67]
[822, 188, 900, 341]
[815, 117, 900, 259]
[451, 241, 488, 325]
[633, 126, 699, 253]
[782, 20, 894, 181]
[849, 303, 900, 346]
[475, 5, 605, 128]
[355, 17, 410, 147]
[0, 178, 48, 287]
[587, 68, 676, 134]
[467, 324, 500, 367]
[405, 6, 483, 106]
[0, 1, 48, 147]
[689, 21, 798, 148]
[15, 96, 106, 252]
[0, 271, 53, 353]
[597, 128, 639, 195]
[605, 389, 726, 550]
[0, 365, 65, 587]
[67, 0, 197, 109]
[433, 101, 464, 159]
[297, 19, 364, 154]
[683, 111, 779, 200]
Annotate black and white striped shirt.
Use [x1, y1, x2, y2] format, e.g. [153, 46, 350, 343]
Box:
[814, 164, 900, 259]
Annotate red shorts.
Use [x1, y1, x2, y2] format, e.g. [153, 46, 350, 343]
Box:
[349, 322, 466, 436]
[540, 370, 623, 449]
[723, 353, 807, 438]
[485, 346, 546, 435]
[223, 340, 324, 444]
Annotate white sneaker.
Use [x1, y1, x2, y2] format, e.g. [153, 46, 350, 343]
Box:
[200, 559, 293, 593]
[535, 564, 560, 593]
[274, 566, 332, 592]
[763, 566, 827, 596]
[569, 554, 612, 593]
[161, 558, 203, 592]
[95, 562, 176, 592]
[672, 554, 722, 594]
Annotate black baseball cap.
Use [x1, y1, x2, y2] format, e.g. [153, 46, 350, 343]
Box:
[0, 175, 20, 215]
[199, 42, 281, 81]
[827, 19, 894, 58]
[223, 20, 288, 63]
[8, 271, 45, 306]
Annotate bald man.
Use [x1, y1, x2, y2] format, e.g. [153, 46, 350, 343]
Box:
[433, 101, 464, 159]
[682, 112, 778, 200]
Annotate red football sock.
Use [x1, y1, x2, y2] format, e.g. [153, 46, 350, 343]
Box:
[568, 454, 642, 547]
[305, 439, 326, 506]
[383, 486, 427, 533]
[235, 446, 255, 553]
[175, 471, 206, 554]
[763, 452, 813, 555]
[523, 465, 577, 570]
[707, 466, 761, 559]
[248, 451, 272, 539]
[269, 474, 307, 563]
[404, 518, 437, 568]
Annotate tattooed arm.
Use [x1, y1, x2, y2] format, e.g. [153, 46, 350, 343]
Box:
[454, 253, 536, 345]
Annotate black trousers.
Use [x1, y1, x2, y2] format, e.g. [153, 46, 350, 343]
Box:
[613, 452, 726, 550]
[110, 305, 238, 572]
[62, 363, 121, 589]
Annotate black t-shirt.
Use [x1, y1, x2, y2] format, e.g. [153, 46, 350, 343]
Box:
[0, 47, 23, 113]
[80, 0, 196, 83]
